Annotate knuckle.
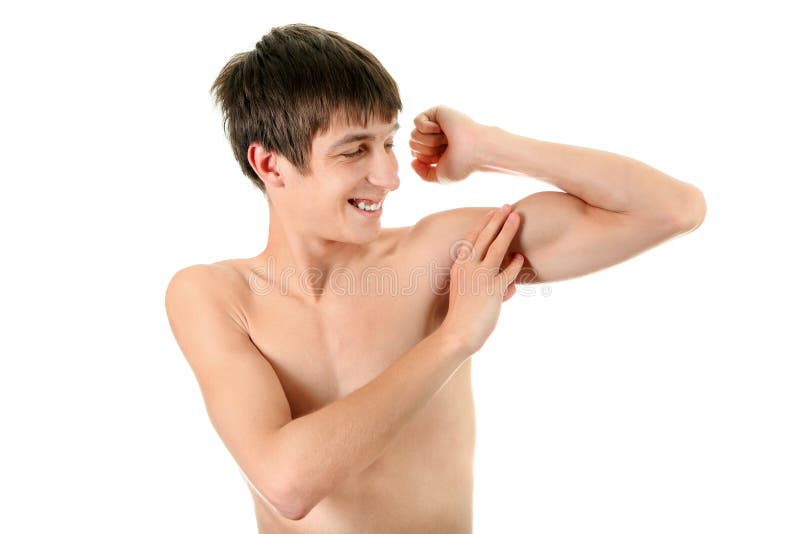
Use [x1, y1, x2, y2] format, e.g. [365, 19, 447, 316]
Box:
[450, 238, 475, 263]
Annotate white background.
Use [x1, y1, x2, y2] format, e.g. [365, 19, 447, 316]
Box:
[1, 0, 798, 532]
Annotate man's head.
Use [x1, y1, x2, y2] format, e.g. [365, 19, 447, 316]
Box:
[209, 23, 402, 198]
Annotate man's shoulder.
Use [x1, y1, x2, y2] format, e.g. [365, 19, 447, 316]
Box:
[165, 261, 251, 332]
[170, 260, 247, 288]
[166, 261, 250, 309]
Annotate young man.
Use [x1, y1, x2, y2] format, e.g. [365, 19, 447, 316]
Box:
[165, 23, 705, 532]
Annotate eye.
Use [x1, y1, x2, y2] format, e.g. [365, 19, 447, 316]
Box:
[342, 143, 395, 159]
[342, 147, 365, 158]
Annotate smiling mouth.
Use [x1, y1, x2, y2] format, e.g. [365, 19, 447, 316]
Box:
[347, 198, 384, 211]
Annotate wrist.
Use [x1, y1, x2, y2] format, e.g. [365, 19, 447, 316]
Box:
[473, 124, 494, 171]
[474, 124, 505, 172]
[432, 324, 473, 363]
[475, 125, 540, 178]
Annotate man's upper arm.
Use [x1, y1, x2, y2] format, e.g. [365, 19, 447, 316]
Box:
[508, 191, 687, 282]
[164, 265, 293, 511]
[409, 191, 686, 285]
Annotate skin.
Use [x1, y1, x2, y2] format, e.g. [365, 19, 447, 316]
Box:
[165, 105, 705, 532]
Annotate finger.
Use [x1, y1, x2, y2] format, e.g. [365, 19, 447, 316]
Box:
[502, 283, 517, 302]
[501, 253, 526, 288]
[499, 250, 537, 284]
[516, 260, 538, 284]
[414, 109, 443, 134]
[484, 210, 521, 267]
[410, 130, 447, 147]
[473, 205, 513, 261]
[409, 139, 447, 156]
[411, 152, 441, 165]
[498, 250, 515, 271]
[457, 208, 498, 261]
[410, 159, 439, 183]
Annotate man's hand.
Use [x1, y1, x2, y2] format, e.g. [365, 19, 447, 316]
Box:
[409, 105, 487, 184]
[439, 204, 525, 354]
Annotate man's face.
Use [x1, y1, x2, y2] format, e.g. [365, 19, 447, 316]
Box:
[275, 114, 401, 244]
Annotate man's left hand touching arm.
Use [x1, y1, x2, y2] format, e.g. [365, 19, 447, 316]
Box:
[408, 105, 707, 285]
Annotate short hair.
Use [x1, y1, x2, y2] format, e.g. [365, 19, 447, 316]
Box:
[209, 23, 403, 195]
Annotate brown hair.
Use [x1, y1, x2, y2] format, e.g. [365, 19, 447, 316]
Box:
[209, 23, 403, 195]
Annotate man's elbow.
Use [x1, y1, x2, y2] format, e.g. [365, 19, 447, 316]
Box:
[238, 464, 305, 521]
[270, 487, 310, 521]
[276, 499, 313, 522]
[248, 439, 345, 521]
[671, 185, 707, 232]
[257, 470, 328, 521]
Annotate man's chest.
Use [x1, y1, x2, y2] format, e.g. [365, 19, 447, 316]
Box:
[231, 255, 476, 525]
[244, 278, 448, 418]
[245, 284, 475, 499]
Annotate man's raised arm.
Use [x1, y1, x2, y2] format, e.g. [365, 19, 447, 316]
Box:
[408, 105, 706, 284]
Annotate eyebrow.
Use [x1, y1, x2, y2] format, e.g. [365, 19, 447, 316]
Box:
[328, 122, 401, 153]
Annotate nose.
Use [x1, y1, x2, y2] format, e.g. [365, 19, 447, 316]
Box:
[367, 150, 400, 192]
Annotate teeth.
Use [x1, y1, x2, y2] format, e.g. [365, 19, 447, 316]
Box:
[353, 199, 382, 211]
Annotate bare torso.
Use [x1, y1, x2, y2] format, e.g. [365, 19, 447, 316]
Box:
[214, 226, 475, 533]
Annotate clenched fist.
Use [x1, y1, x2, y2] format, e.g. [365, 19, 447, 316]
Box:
[409, 105, 487, 185]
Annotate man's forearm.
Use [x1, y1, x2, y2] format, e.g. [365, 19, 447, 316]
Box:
[267, 329, 469, 519]
[476, 125, 705, 224]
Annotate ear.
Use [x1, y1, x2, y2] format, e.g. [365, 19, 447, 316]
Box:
[248, 142, 285, 190]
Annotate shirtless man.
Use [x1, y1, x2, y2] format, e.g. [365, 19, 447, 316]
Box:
[164, 23, 706, 533]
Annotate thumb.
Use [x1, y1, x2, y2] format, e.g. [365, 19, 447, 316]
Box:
[502, 283, 517, 302]
[411, 159, 439, 183]
[422, 116, 442, 134]
[415, 107, 443, 134]
[502, 253, 526, 287]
